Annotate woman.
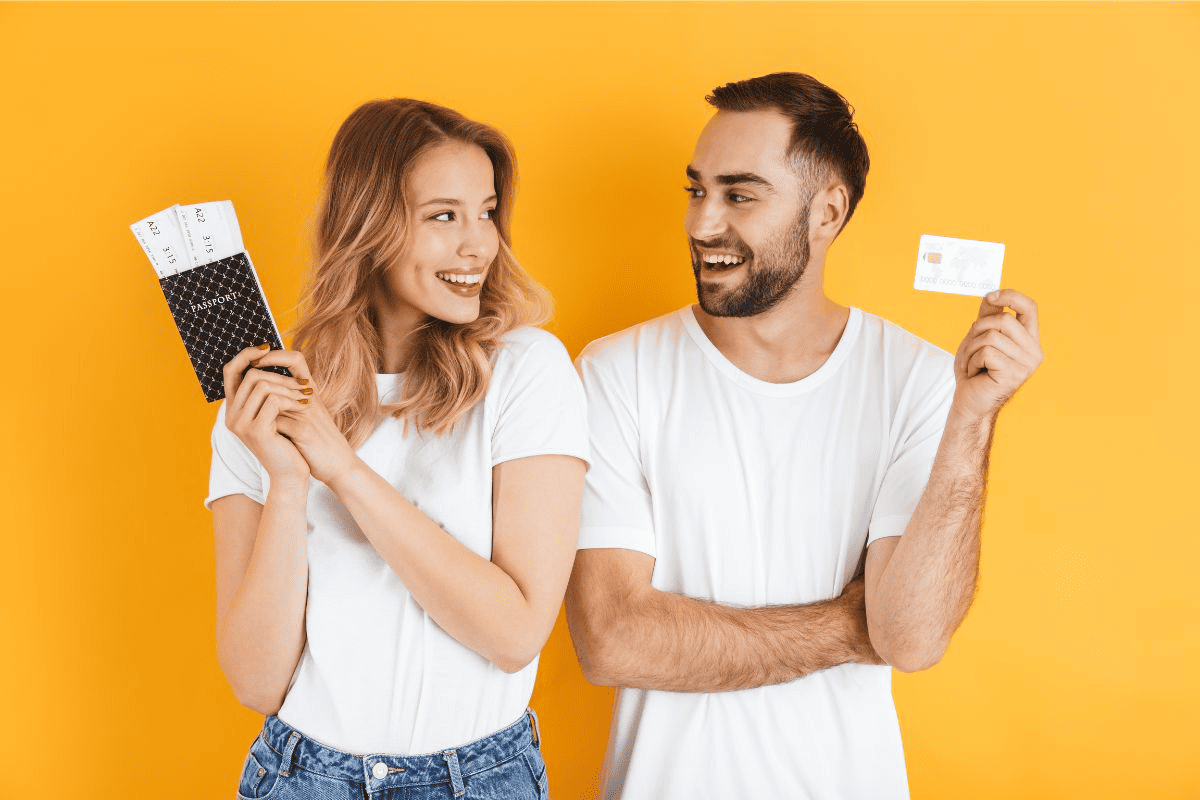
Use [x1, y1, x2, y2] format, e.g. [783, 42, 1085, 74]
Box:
[206, 99, 587, 800]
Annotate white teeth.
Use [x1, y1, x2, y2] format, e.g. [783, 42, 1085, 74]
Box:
[436, 272, 483, 285]
[703, 254, 745, 266]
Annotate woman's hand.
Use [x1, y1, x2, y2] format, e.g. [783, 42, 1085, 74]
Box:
[222, 345, 311, 484]
[247, 349, 362, 486]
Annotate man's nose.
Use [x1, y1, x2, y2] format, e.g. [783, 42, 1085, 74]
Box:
[686, 196, 727, 243]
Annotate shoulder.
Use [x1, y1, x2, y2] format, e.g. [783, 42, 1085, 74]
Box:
[855, 309, 955, 380]
[488, 326, 580, 399]
[576, 307, 691, 374]
[494, 325, 572, 372]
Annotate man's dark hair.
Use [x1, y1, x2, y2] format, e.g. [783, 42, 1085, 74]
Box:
[707, 72, 870, 230]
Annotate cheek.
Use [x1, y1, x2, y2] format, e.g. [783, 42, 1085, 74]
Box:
[484, 225, 501, 261]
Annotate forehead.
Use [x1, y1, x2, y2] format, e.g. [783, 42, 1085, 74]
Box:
[408, 140, 496, 199]
[690, 109, 794, 182]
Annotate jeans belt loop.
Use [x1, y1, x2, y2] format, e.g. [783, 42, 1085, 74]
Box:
[528, 708, 541, 747]
[442, 748, 466, 797]
[279, 730, 302, 777]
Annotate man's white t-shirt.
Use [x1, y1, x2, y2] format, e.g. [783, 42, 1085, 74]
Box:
[576, 306, 954, 799]
[206, 327, 589, 756]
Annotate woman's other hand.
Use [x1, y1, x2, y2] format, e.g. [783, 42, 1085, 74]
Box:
[221, 344, 311, 483]
[246, 349, 362, 486]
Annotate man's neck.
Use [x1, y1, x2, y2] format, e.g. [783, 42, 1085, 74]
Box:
[692, 275, 850, 384]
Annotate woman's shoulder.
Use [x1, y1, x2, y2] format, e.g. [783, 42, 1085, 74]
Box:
[494, 326, 571, 368]
[486, 326, 580, 403]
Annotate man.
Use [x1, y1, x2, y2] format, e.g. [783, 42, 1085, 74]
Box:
[566, 72, 1043, 798]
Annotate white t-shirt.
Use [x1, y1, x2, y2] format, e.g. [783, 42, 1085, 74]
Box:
[206, 327, 589, 755]
[576, 306, 955, 800]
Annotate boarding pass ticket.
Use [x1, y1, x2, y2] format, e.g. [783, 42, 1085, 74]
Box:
[131, 201, 245, 278]
[914, 235, 1004, 297]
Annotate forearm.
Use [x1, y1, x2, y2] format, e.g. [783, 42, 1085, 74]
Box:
[217, 481, 309, 712]
[329, 461, 552, 673]
[868, 407, 994, 671]
[571, 580, 875, 692]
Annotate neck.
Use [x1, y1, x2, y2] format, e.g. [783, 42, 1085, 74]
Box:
[693, 267, 849, 384]
[374, 302, 428, 374]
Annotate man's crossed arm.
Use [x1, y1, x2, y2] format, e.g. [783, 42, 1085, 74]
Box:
[566, 550, 881, 692]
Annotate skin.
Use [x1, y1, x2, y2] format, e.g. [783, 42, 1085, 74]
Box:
[566, 109, 1043, 690]
[212, 140, 586, 714]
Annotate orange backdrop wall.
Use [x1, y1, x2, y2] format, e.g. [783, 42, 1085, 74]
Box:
[2, 3, 1197, 798]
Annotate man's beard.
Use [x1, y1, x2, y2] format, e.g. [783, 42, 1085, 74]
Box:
[690, 202, 811, 318]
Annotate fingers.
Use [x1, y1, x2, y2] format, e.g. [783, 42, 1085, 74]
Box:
[960, 329, 1024, 375]
[225, 367, 314, 447]
[221, 343, 272, 404]
[965, 343, 1019, 381]
[237, 375, 310, 426]
[982, 288, 1040, 340]
[249, 348, 315, 384]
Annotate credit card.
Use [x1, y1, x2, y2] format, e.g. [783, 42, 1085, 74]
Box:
[130, 205, 189, 278]
[914, 235, 1004, 297]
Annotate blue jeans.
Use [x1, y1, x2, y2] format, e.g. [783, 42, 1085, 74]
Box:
[236, 710, 550, 800]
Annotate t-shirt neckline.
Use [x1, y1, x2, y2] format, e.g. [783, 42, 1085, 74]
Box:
[375, 372, 404, 402]
[681, 305, 862, 397]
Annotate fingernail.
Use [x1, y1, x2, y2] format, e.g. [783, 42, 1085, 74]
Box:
[257, 343, 270, 350]
[297, 378, 309, 385]
[299, 399, 309, 405]
[301, 388, 314, 395]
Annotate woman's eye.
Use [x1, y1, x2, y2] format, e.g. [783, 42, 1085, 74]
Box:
[481, 208, 497, 220]
[431, 211, 455, 222]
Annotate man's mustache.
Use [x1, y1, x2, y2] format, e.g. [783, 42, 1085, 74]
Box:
[689, 235, 753, 259]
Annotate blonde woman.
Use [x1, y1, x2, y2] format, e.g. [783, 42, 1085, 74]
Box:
[207, 99, 587, 800]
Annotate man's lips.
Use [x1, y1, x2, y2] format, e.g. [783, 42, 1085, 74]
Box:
[695, 251, 750, 272]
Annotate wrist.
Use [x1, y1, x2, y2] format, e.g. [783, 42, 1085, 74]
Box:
[946, 393, 999, 439]
[266, 477, 310, 508]
[325, 456, 371, 496]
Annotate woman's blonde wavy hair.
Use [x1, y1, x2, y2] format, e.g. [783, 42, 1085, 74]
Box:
[292, 99, 552, 446]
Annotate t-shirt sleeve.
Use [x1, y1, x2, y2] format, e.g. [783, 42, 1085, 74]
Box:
[490, 329, 590, 468]
[575, 342, 656, 557]
[867, 359, 956, 544]
[204, 401, 268, 509]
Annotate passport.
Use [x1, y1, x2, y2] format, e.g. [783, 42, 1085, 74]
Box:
[132, 202, 287, 402]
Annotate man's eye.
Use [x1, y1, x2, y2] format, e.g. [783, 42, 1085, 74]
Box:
[684, 186, 703, 198]
[431, 211, 455, 222]
[728, 193, 751, 204]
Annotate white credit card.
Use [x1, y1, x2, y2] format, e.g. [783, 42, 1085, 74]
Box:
[130, 205, 189, 278]
[914, 235, 1004, 297]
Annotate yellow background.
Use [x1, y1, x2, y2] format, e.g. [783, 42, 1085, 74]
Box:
[2, 2, 1197, 797]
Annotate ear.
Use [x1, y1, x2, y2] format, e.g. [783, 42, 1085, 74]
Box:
[810, 180, 850, 247]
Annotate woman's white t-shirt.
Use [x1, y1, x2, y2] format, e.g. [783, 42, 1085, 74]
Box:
[205, 327, 589, 755]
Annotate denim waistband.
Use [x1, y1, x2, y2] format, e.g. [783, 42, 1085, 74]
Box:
[257, 710, 540, 794]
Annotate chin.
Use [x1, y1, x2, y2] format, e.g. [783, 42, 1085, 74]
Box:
[433, 300, 482, 326]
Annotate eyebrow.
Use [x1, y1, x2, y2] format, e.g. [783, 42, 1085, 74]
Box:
[686, 166, 775, 191]
[418, 194, 498, 208]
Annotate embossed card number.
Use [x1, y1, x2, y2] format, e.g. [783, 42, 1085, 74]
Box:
[914, 234, 1004, 298]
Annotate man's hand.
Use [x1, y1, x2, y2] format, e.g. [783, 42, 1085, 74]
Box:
[952, 288, 1043, 420]
[839, 575, 888, 666]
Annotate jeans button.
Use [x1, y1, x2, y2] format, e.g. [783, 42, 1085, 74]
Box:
[257, 767, 266, 778]
[372, 762, 389, 780]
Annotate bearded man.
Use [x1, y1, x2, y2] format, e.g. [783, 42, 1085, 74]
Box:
[566, 72, 1043, 798]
